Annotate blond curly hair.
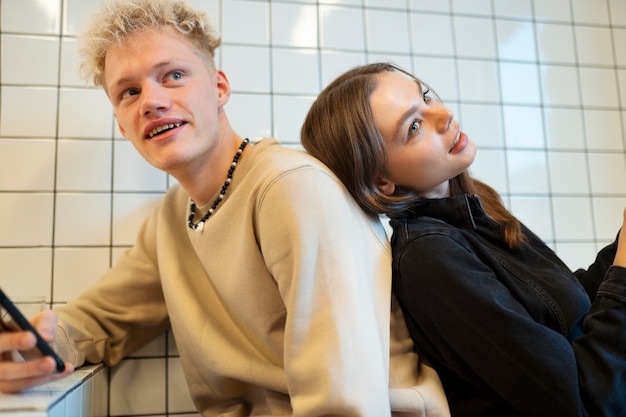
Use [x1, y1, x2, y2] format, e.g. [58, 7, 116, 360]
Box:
[78, 0, 221, 87]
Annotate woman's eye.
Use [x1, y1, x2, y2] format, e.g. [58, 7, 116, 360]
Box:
[409, 120, 420, 136]
[423, 87, 431, 103]
[169, 71, 183, 81]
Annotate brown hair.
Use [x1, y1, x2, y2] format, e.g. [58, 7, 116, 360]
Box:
[78, 0, 221, 88]
[301, 62, 525, 248]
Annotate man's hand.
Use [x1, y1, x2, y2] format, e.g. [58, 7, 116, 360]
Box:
[0, 310, 74, 393]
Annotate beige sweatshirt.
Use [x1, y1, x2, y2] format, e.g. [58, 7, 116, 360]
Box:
[55, 139, 449, 416]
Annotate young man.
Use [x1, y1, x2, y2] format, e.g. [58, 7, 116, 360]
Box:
[0, 1, 449, 415]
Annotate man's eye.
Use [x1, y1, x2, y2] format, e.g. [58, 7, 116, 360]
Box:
[122, 88, 140, 99]
[409, 120, 420, 135]
[170, 71, 183, 80]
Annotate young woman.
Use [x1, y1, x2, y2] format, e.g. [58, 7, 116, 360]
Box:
[301, 62, 626, 417]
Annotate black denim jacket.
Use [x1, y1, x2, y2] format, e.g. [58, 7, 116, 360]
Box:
[389, 194, 626, 417]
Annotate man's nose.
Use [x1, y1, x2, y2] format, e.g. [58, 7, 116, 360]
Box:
[140, 83, 170, 116]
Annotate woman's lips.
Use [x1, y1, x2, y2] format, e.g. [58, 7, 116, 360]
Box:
[449, 131, 469, 154]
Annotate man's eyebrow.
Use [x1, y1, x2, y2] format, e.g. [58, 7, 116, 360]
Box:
[108, 60, 175, 92]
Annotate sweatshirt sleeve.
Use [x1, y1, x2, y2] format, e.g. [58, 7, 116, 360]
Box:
[255, 165, 394, 416]
[388, 295, 450, 416]
[55, 201, 170, 367]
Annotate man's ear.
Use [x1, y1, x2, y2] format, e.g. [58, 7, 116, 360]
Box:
[375, 177, 396, 196]
[216, 69, 231, 108]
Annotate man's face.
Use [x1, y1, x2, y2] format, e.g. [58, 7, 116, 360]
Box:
[104, 26, 230, 176]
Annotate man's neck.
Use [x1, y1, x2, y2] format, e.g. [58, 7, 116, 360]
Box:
[174, 135, 246, 207]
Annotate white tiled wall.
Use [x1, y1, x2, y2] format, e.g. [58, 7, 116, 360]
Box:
[1, 0, 625, 416]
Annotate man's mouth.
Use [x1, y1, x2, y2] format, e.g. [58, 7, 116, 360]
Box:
[148, 122, 183, 138]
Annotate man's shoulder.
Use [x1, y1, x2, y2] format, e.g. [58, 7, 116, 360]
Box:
[251, 138, 326, 169]
[243, 138, 341, 189]
[248, 139, 390, 248]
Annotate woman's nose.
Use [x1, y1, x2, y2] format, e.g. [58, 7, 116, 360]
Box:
[430, 103, 453, 133]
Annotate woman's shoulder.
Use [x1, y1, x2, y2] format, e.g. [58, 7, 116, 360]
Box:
[391, 215, 459, 242]
[390, 211, 477, 266]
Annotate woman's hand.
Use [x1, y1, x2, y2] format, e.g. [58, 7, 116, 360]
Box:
[0, 310, 74, 393]
[614, 208, 626, 268]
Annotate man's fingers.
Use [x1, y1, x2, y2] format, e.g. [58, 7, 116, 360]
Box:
[0, 356, 53, 380]
[0, 357, 74, 393]
[0, 331, 36, 352]
[30, 310, 58, 343]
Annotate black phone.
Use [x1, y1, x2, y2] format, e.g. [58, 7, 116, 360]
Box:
[0, 288, 65, 372]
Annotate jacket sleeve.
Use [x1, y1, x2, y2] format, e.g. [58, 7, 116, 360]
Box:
[573, 236, 618, 302]
[567, 233, 626, 415]
[393, 231, 589, 417]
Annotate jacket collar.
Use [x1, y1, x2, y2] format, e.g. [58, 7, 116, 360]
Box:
[394, 194, 487, 230]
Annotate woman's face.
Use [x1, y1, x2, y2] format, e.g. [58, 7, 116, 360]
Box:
[371, 71, 476, 198]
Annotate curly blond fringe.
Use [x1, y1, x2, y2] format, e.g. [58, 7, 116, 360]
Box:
[78, 0, 221, 87]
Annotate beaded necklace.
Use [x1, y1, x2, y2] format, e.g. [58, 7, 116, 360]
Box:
[187, 138, 249, 232]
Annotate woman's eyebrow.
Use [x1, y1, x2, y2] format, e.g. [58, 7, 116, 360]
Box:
[393, 103, 420, 140]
